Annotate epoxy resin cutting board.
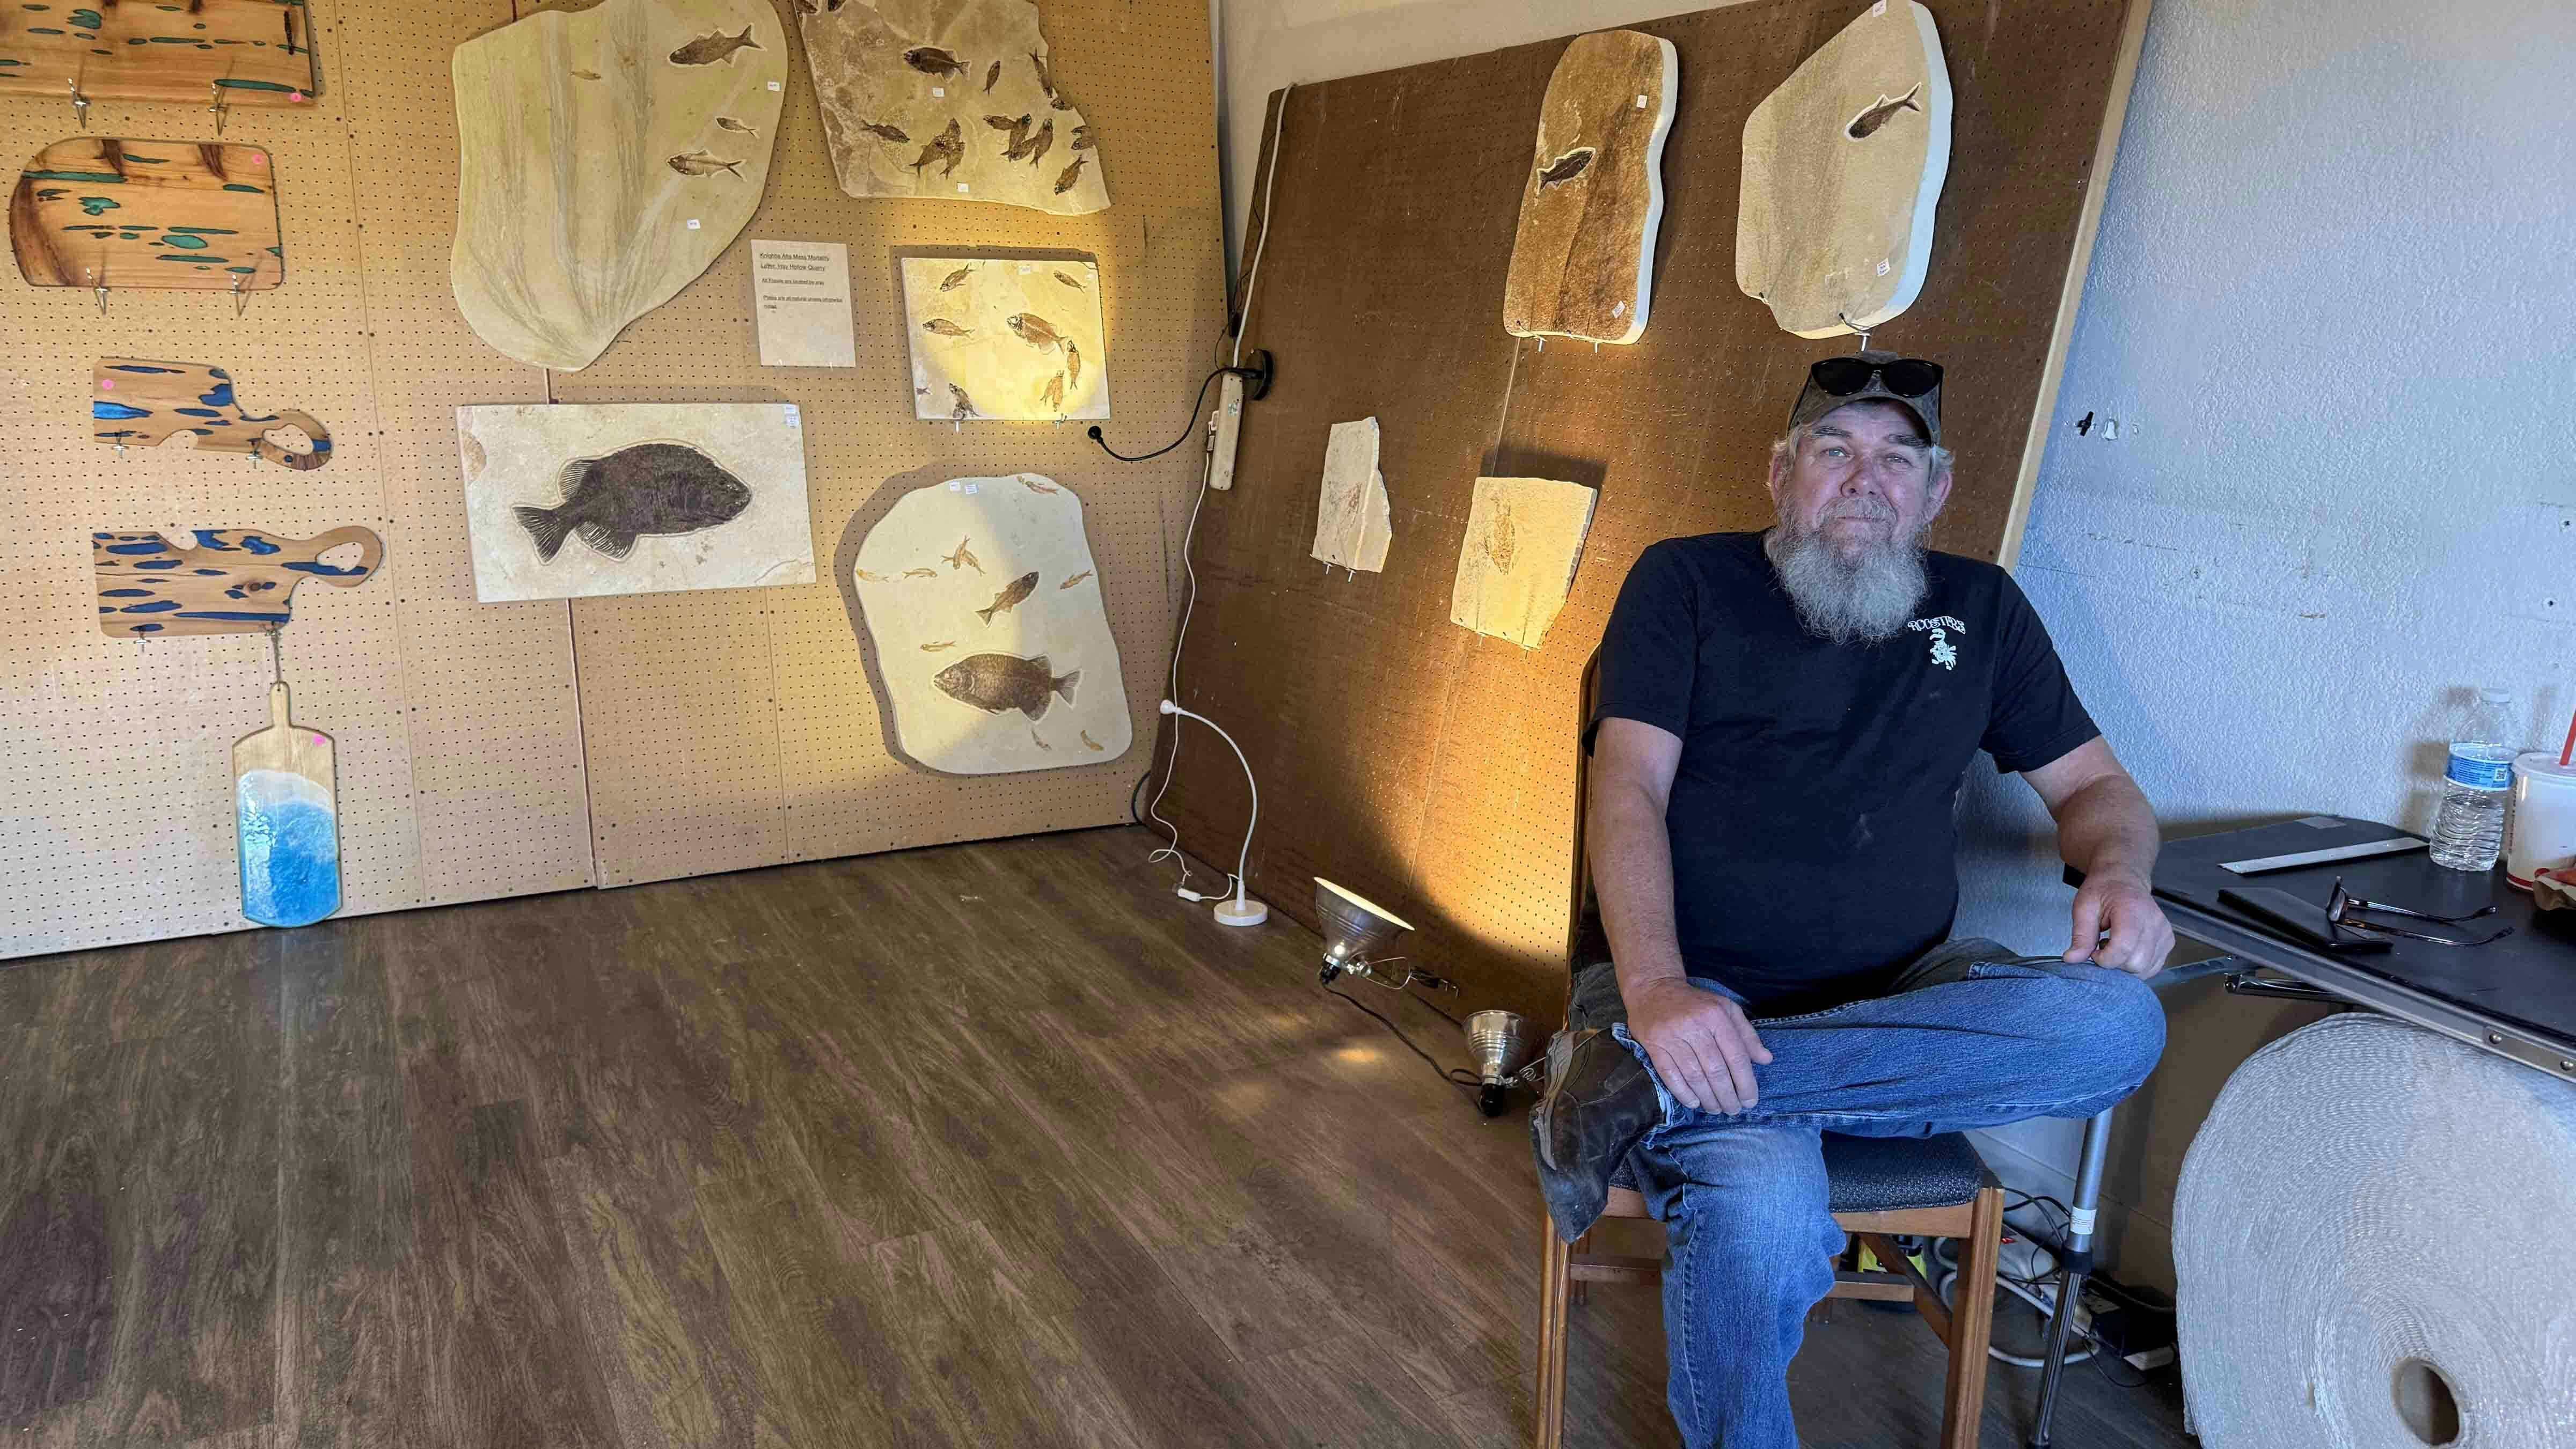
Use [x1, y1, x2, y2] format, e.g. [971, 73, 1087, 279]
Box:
[0, 0, 318, 110]
[233, 682, 340, 928]
[93, 526, 383, 638]
[11, 137, 285, 292]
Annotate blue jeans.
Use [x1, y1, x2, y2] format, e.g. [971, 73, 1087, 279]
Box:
[1567, 940, 2166, 1449]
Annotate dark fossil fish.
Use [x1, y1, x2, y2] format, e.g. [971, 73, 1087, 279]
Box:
[1536, 147, 1594, 186]
[920, 640, 957, 652]
[1022, 118, 1055, 167]
[1080, 729, 1105, 752]
[1071, 125, 1094, 151]
[985, 60, 1002, 92]
[1486, 501, 1517, 574]
[1039, 372, 1065, 413]
[1847, 83, 1923, 139]
[570, 68, 602, 80]
[668, 150, 744, 177]
[669, 26, 760, 67]
[1058, 570, 1093, 589]
[1065, 340, 1082, 389]
[935, 653, 1081, 721]
[921, 317, 971, 337]
[1053, 155, 1088, 194]
[515, 442, 749, 562]
[938, 264, 973, 291]
[855, 119, 911, 144]
[903, 567, 938, 580]
[986, 113, 1032, 151]
[977, 571, 1040, 624]
[716, 116, 759, 136]
[1022, 478, 1060, 495]
[910, 119, 965, 179]
[1031, 730, 1052, 751]
[1006, 312, 1062, 350]
[905, 46, 968, 79]
[1029, 49, 1055, 97]
[855, 568, 892, 582]
[948, 384, 977, 421]
[943, 537, 982, 573]
[1053, 269, 1085, 289]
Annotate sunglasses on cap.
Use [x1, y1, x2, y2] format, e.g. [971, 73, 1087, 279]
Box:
[1807, 356, 1943, 399]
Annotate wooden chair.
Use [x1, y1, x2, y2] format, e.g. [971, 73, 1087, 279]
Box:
[1535, 655, 2007, 1449]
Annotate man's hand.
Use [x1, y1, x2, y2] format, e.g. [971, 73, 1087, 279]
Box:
[1624, 976, 1773, 1114]
[2065, 873, 2174, 978]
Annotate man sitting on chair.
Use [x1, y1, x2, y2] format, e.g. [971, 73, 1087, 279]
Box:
[1533, 353, 2174, 1448]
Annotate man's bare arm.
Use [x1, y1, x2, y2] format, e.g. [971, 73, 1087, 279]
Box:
[1589, 718, 1772, 1111]
[2021, 736, 2174, 977]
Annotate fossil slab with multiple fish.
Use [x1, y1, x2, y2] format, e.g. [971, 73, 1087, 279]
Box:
[459, 402, 814, 602]
[451, 0, 786, 370]
[1737, 0, 1951, 339]
[899, 255, 1109, 422]
[797, 0, 1109, 215]
[850, 475, 1131, 775]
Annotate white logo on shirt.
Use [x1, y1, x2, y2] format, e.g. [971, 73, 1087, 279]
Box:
[1907, 616, 1964, 671]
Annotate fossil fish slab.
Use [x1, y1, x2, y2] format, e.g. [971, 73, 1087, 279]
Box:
[1503, 30, 1676, 345]
[451, 0, 786, 371]
[1449, 476, 1596, 649]
[799, 0, 1109, 216]
[899, 255, 1109, 421]
[1737, 0, 1951, 339]
[92, 527, 383, 639]
[93, 358, 330, 470]
[12, 138, 286, 294]
[851, 475, 1131, 775]
[458, 403, 814, 602]
[1312, 418, 1392, 573]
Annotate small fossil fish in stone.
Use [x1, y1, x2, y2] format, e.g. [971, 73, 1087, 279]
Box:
[1021, 477, 1060, 495]
[1536, 147, 1594, 186]
[943, 537, 982, 573]
[1080, 730, 1104, 752]
[921, 318, 971, 338]
[938, 264, 973, 291]
[715, 116, 759, 136]
[1029, 49, 1056, 97]
[1054, 155, 1089, 194]
[920, 640, 957, 652]
[856, 568, 894, 582]
[985, 60, 1002, 92]
[1006, 312, 1062, 351]
[986, 113, 1031, 150]
[855, 120, 911, 144]
[668, 150, 744, 178]
[1058, 570, 1093, 589]
[1486, 501, 1517, 573]
[1039, 372, 1065, 413]
[1030, 730, 1053, 751]
[1071, 125, 1095, 151]
[1022, 118, 1055, 166]
[515, 442, 749, 562]
[905, 46, 968, 78]
[934, 653, 1080, 721]
[903, 567, 938, 580]
[1847, 83, 1923, 140]
[1053, 270, 1085, 290]
[1065, 340, 1082, 388]
[948, 384, 977, 422]
[977, 571, 1040, 624]
[571, 68, 602, 80]
[910, 118, 965, 178]
[669, 26, 760, 67]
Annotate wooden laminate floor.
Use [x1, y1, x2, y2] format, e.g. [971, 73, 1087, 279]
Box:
[0, 825, 2193, 1448]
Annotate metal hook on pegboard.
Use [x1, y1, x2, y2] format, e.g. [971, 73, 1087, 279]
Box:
[231, 273, 250, 318]
[68, 77, 90, 131]
[209, 81, 230, 138]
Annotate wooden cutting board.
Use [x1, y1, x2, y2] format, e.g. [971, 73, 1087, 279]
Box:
[11, 137, 286, 292]
[93, 526, 382, 638]
[233, 682, 340, 928]
[94, 357, 330, 468]
[0, 0, 318, 111]
[1501, 30, 1677, 345]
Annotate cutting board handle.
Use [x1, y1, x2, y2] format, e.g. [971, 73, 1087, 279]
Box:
[269, 680, 291, 729]
[302, 526, 385, 587]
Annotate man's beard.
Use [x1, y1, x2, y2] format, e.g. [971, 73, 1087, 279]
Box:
[1763, 508, 1929, 645]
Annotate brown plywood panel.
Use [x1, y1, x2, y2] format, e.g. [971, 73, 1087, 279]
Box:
[1165, 0, 2150, 1022]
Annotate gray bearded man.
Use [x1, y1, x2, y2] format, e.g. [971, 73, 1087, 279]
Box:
[1534, 353, 2174, 1448]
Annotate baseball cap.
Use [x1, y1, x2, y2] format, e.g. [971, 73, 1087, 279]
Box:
[1785, 351, 1943, 448]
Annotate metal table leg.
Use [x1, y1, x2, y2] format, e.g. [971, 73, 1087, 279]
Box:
[2026, 1105, 2111, 1446]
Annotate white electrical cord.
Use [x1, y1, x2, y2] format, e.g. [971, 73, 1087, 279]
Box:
[1231, 83, 1290, 369]
[1159, 700, 1260, 921]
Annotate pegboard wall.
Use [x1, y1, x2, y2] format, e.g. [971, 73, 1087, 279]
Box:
[0, 0, 1226, 958]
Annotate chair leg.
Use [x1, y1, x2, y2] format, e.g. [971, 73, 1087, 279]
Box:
[1536, 1209, 1573, 1449]
[1938, 1187, 2007, 1449]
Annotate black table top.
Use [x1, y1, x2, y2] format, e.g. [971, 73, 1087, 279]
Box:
[2146, 816, 2576, 1051]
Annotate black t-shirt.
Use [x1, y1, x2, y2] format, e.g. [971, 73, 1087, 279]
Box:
[1586, 532, 2099, 1011]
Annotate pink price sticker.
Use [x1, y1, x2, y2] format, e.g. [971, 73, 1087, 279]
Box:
[99, 378, 114, 389]
[252, 152, 269, 166]
[311, 734, 326, 745]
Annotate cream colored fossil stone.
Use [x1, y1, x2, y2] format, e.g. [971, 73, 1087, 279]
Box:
[1311, 418, 1391, 573]
[900, 256, 1109, 421]
[451, 0, 787, 371]
[852, 476, 1132, 775]
[1737, 0, 1951, 339]
[1502, 30, 1677, 345]
[800, 0, 1109, 216]
[1450, 476, 1596, 650]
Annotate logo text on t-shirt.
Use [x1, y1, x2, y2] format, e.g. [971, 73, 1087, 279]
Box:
[1907, 615, 1965, 671]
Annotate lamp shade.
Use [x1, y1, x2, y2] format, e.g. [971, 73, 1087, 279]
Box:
[1314, 877, 1414, 977]
[1465, 1009, 1537, 1117]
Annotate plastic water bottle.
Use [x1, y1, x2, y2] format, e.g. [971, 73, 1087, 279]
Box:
[2431, 687, 2517, 872]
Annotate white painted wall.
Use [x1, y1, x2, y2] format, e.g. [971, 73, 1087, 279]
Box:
[1212, 0, 2576, 1288]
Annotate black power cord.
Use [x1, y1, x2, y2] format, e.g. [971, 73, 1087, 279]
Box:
[1086, 353, 1275, 463]
[1323, 984, 1482, 1100]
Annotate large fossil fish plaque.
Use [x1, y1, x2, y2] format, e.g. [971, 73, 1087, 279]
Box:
[451, 0, 787, 371]
[458, 403, 815, 602]
[1737, 0, 1951, 339]
[799, 0, 1109, 216]
[0, 1, 318, 112]
[1450, 477, 1596, 650]
[852, 475, 1131, 775]
[92, 528, 383, 639]
[94, 358, 329, 470]
[1502, 31, 1677, 345]
[12, 138, 285, 294]
[899, 256, 1109, 421]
